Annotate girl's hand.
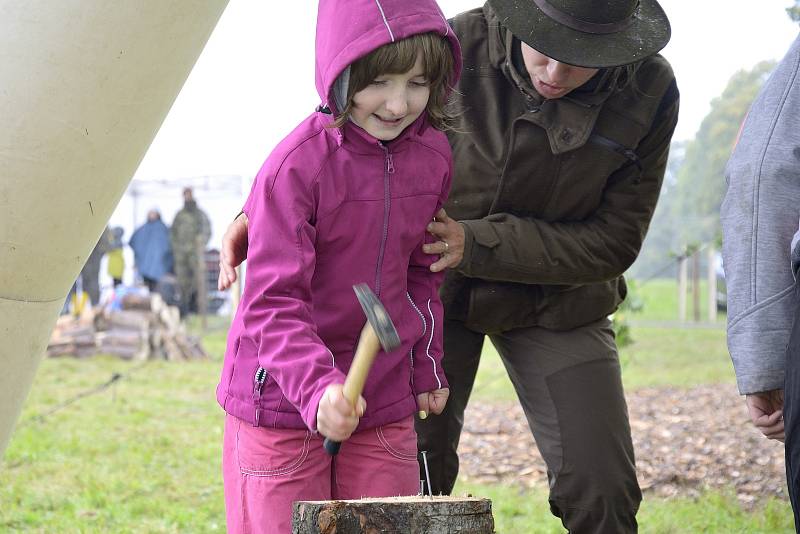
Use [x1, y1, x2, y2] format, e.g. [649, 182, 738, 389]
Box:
[416, 388, 449, 418]
[316, 384, 366, 441]
[423, 209, 464, 272]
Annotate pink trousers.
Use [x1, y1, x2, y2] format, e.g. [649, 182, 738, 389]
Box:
[222, 414, 420, 533]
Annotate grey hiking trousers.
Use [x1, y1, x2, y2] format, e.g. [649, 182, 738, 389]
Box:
[416, 318, 641, 533]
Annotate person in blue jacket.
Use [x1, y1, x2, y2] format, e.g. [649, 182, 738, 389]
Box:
[129, 209, 174, 291]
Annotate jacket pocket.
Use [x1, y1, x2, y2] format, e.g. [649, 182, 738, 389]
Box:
[375, 417, 418, 461]
[230, 336, 259, 398]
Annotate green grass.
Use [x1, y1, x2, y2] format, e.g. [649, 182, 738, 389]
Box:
[471, 278, 733, 403]
[631, 278, 724, 323]
[0, 298, 791, 532]
[618, 326, 734, 389]
[1, 356, 226, 533]
[470, 326, 735, 404]
[453, 482, 794, 533]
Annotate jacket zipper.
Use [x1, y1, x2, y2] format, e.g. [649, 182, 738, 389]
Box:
[406, 292, 427, 388]
[253, 367, 267, 425]
[375, 144, 394, 295]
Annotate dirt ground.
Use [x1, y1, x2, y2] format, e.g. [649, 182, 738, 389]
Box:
[457, 384, 786, 506]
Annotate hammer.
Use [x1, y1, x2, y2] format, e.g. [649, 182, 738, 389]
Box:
[323, 284, 400, 455]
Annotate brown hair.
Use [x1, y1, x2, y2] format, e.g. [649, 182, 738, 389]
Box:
[332, 32, 455, 131]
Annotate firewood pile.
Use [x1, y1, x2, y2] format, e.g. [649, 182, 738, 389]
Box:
[47, 293, 207, 361]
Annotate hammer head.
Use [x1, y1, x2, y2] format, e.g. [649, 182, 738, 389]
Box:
[353, 284, 400, 352]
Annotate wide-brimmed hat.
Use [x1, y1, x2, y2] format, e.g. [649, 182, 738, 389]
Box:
[488, 0, 671, 68]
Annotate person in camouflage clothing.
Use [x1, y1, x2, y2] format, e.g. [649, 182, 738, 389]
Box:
[171, 187, 211, 316]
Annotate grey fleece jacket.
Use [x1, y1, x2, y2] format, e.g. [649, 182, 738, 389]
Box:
[721, 34, 800, 395]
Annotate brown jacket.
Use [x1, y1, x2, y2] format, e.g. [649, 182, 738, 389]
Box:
[443, 5, 680, 333]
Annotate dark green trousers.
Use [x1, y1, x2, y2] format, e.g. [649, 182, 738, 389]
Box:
[416, 318, 641, 533]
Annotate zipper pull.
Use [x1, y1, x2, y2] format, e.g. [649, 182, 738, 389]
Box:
[253, 367, 267, 399]
[387, 153, 395, 174]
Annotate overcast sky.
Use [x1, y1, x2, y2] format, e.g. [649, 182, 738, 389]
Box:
[133, 1, 799, 182]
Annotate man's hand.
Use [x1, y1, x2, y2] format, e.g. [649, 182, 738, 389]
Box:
[422, 208, 464, 273]
[416, 388, 449, 418]
[316, 384, 366, 442]
[218, 213, 249, 290]
[745, 389, 785, 442]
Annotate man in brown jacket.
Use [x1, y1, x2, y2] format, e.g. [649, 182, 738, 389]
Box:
[418, 1, 678, 532]
[218, 1, 678, 531]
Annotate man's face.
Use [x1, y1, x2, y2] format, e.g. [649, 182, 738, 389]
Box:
[521, 42, 599, 100]
[183, 189, 193, 203]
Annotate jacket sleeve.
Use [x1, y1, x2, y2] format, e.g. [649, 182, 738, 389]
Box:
[721, 37, 800, 395]
[242, 155, 346, 430]
[455, 87, 679, 286]
[406, 160, 452, 395]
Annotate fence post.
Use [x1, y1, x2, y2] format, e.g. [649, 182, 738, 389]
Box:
[678, 255, 688, 322]
[692, 250, 701, 322]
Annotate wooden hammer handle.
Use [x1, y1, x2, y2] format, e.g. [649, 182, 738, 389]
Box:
[323, 322, 382, 455]
[342, 323, 381, 405]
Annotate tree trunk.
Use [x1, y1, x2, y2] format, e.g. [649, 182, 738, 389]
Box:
[292, 496, 494, 534]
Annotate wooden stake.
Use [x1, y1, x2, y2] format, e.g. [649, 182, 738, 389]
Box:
[692, 250, 701, 322]
[678, 255, 688, 322]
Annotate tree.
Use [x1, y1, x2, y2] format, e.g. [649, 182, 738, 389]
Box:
[788, 0, 800, 23]
[629, 62, 775, 282]
[670, 61, 775, 249]
[627, 140, 686, 279]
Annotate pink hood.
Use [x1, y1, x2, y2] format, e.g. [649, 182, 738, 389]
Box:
[315, 0, 462, 111]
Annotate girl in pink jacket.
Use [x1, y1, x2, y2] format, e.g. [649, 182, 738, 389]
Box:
[216, 0, 461, 531]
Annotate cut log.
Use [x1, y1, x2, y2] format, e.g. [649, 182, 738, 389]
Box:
[120, 293, 154, 311]
[292, 496, 494, 534]
[46, 294, 207, 361]
[106, 310, 150, 331]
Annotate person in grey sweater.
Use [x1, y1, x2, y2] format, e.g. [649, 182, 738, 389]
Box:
[721, 34, 800, 525]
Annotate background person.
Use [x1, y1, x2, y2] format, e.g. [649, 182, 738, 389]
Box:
[130, 209, 174, 292]
[721, 34, 800, 527]
[81, 226, 112, 306]
[106, 226, 125, 287]
[170, 187, 211, 315]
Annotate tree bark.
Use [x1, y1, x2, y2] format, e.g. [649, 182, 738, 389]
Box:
[292, 496, 494, 534]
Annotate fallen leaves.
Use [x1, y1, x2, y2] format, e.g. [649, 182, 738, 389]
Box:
[457, 384, 785, 506]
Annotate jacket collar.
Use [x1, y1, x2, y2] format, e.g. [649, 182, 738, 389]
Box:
[484, 3, 615, 155]
[321, 111, 427, 155]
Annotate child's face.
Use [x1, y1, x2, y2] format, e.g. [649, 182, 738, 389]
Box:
[350, 54, 430, 141]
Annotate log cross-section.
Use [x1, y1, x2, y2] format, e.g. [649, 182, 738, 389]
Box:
[292, 496, 494, 533]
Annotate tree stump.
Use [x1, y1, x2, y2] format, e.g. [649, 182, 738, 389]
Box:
[292, 496, 494, 534]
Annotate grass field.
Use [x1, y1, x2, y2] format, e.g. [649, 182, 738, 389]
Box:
[0, 280, 793, 532]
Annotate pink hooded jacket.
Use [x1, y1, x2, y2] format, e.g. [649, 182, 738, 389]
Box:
[216, 0, 462, 432]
